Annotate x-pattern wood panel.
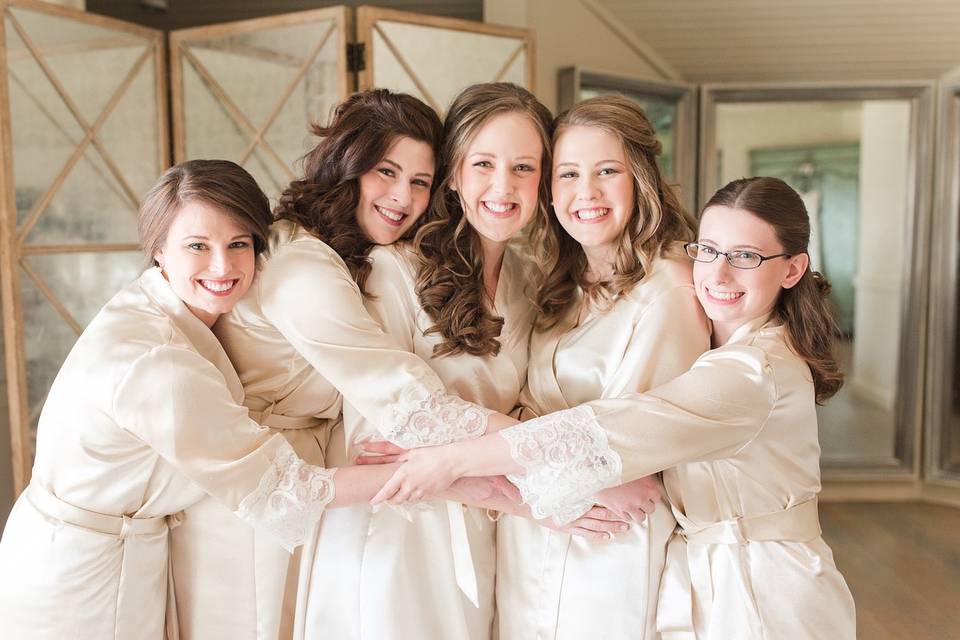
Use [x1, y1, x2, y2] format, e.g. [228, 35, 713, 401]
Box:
[170, 8, 349, 191]
[0, 0, 165, 493]
[357, 7, 535, 116]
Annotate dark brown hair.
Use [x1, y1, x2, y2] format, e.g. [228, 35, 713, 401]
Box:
[274, 89, 443, 294]
[533, 95, 697, 329]
[704, 176, 844, 403]
[413, 82, 553, 357]
[139, 159, 272, 266]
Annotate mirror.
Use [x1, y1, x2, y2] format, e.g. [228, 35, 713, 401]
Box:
[557, 68, 696, 211]
[702, 84, 934, 475]
[927, 79, 960, 484]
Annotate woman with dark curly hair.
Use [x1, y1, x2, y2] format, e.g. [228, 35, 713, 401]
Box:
[299, 82, 623, 640]
[171, 89, 536, 640]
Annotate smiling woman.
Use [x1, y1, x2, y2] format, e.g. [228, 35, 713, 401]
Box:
[355, 136, 436, 245]
[0, 160, 339, 640]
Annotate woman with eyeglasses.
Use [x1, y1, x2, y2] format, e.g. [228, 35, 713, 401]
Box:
[364, 175, 857, 639]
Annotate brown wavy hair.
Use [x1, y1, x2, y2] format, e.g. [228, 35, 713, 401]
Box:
[274, 89, 442, 294]
[704, 176, 844, 403]
[413, 83, 553, 357]
[533, 95, 697, 330]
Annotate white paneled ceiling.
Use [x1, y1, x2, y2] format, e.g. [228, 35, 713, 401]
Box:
[598, 0, 960, 82]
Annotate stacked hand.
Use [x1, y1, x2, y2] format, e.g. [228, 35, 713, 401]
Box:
[358, 440, 637, 541]
[593, 475, 662, 523]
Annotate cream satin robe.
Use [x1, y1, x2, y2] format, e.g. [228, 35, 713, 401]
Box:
[301, 243, 536, 640]
[0, 268, 334, 640]
[497, 252, 710, 640]
[504, 316, 856, 640]
[174, 220, 492, 640]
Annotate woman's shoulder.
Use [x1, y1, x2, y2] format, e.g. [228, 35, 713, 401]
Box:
[621, 247, 695, 310]
[263, 221, 353, 281]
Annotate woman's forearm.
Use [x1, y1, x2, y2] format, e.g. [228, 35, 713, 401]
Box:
[485, 411, 520, 433]
[446, 431, 524, 478]
[327, 464, 401, 507]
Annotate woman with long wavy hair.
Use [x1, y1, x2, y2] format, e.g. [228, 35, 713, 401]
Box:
[494, 95, 710, 639]
[361, 94, 710, 638]
[302, 83, 624, 640]
[171, 90, 528, 640]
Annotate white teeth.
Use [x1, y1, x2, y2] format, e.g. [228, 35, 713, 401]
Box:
[376, 206, 404, 222]
[576, 208, 609, 220]
[201, 280, 235, 293]
[484, 201, 515, 213]
[709, 288, 743, 301]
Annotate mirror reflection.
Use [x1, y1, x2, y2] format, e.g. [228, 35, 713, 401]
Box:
[581, 85, 677, 179]
[714, 99, 912, 465]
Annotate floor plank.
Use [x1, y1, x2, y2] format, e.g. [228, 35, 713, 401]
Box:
[820, 502, 960, 640]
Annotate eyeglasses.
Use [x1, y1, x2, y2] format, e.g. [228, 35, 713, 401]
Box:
[683, 242, 790, 270]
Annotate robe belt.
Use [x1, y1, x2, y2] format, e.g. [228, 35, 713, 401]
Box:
[26, 481, 184, 639]
[248, 407, 325, 430]
[656, 497, 821, 639]
[446, 500, 481, 608]
[26, 480, 182, 537]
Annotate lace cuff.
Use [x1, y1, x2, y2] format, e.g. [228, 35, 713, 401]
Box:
[236, 440, 336, 552]
[379, 382, 492, 448]
[502, 405, 622, 525]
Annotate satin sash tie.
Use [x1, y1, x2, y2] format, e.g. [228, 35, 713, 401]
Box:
[26, 481, 184, 639]
[447, 501, 481, 607]
[657, 497, 821, 639]
[248, 407, 325, 431]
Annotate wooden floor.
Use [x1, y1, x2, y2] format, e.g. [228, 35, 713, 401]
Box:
[820, 502, 960, 640]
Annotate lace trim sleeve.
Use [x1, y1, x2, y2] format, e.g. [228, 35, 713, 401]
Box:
[235, 440, 337, 552]
[502, 405, 622, 525]
[379, 381, 492, 448]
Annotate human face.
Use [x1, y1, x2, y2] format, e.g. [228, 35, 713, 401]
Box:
[154, 201, 257, 327]
[356, 136, 435, 245]
[552, 125, 635, 268]
[694, 205, 808, 345]
[455, 111, 543, 250]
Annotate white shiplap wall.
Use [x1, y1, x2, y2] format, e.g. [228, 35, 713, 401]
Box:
[598, 0, 960, 82]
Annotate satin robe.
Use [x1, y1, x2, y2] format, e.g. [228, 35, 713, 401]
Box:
[504, 316, 856, 640]
[497, 252, 709, 640]
[174, 220, 491, 640]
[300, 242, 536, 640]
[0, 268, 334, 640]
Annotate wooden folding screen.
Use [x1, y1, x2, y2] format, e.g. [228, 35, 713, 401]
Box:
[356, 6, 534, 115]
[0, 0, 166, 492]
[170, 8, 350, 201]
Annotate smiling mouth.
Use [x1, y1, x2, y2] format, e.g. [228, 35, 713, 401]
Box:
[482, 201, 518, 217]
[199, 279, 239, 297]
[574, 207, 610, 222]
[705, 286, 744, 303]
[375, 205, 407, 227]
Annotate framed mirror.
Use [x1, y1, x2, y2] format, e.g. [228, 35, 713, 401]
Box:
[926, 77, 960, 487]
[557, 67, 696, 211]
[700, 83, 934, 478]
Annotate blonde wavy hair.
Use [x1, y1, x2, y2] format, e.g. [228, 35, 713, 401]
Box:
[532, 94, 697, 329]
[413, 82, 553, 357]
